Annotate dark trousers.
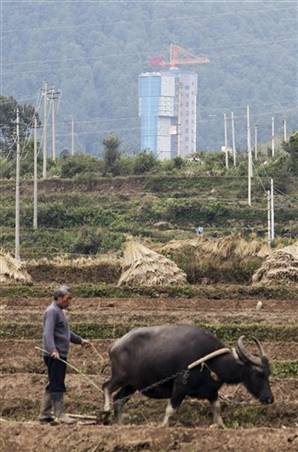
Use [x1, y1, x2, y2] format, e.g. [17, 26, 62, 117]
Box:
[44, 356, 67, 396]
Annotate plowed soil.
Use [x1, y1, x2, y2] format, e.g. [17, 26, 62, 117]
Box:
[0, 294, 297, 451]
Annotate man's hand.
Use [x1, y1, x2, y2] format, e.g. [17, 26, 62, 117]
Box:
[51, 350, 60, 359]
[81, 339, 91, 348]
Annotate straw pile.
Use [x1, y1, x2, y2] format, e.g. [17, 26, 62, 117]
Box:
[0, 250, 31, 284]
[118, 239, 187, 287]
[161, 235, 269, 260]
[252, 242, 298, 285]
[27, 254, 121, 284]
[28, 254, 119, 268]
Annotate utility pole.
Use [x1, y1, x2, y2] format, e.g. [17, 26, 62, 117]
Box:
[231, 111, 236, 167]
[42, 81, 48, 179]
[71, 116, 75, 156]
[49, 88, 60, 162]
[178, 82, 183, 157]
[224, 112, 228, 169]
[267, 190, 271, 248]
[270, 178, 274, 241]
[15, 108, 20, 260]
[33, 115, 38, 230]
[254, 124, 258, 160]
[283, 118, 287, 142]
[271, 116, 275, 157]
[51, 90, 56, 161]
[247, 105, 252, 206]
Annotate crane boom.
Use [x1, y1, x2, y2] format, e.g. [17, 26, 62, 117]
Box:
[149, 44, 210, 68]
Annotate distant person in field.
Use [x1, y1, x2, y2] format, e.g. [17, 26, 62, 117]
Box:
[39, 285, 90, 424]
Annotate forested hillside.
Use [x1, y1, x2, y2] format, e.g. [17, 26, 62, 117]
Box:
[2, 0, 297, 154]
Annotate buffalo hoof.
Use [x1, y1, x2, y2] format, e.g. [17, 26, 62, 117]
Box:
[97, 411, 112, 425]
[210, 422, 226, 429]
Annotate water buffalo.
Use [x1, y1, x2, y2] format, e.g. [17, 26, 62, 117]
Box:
[103, 325, 273, 426]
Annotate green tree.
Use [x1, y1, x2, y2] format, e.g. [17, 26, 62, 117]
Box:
[0, 96, 39, 156]
[103, 133, 121, 175]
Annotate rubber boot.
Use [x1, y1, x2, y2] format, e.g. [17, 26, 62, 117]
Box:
[52, 393, 76, 424]
[38, 391, 54, 422]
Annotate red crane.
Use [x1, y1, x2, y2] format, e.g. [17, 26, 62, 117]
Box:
[149, 44, 210, 68]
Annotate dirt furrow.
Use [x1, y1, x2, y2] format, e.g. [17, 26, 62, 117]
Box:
[1, 308, 297, 326]
[1, 297, 297, 312]
[0, 423, 297, 452]
[0, 373, 297, 406]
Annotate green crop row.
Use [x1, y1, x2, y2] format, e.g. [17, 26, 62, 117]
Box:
[1, 321, 297, 342]
[0, 282, 297, 300]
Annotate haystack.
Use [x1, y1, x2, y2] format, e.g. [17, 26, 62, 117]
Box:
[118, 239, 187, 287]
[0, 250, 31, 284]
[161, 236, 270, 260]
[252, 242, 298, 285]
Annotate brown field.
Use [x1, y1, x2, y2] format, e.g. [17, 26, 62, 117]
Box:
[0, 293, 297, 451]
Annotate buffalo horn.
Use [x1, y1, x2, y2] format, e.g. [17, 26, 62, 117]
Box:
[236, 336, 262, 367]
[252, 337, 266, 358]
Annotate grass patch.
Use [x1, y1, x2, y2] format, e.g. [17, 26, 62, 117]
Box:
[1, 321, 297, 343]
[0, 283, 297, 300]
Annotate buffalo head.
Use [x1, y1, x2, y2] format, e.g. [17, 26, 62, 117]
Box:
[235, 336, 274, 405]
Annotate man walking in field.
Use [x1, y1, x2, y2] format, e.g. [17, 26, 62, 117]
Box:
[39, 285, 90, 424]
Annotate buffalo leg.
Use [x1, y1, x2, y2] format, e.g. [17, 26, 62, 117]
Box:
[162, 400, 176, 426]
[102, 378, 124, 413]
[162, 382, 186, 427]
[210, 399, 225, 428]
[113, 385, 135, 423]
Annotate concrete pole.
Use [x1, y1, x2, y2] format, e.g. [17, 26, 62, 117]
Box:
[15, 108, 20, 260]
[271, 116, 275, 157]
[267, 190, 271, 248]
[270, 178, 274, 240]
[71, 116, 74, 156]
[283, 119, 287, 142]
[42, 81, 48, 178]
[51, 90, 56, 162]
[33, 115, 38, 230]
[247, 105, 252, 206]
[231, 111, 236, 167]
[224, 113, 229, 169]
[254, 124, 258, 160]
[224, 113, 228, 148]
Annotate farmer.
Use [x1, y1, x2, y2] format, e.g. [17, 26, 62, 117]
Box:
[39, 285, 90, 424]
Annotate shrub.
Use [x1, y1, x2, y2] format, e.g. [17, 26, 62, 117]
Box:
[59, 154, 102, 178]
[71, 227, 124, 254]
[173, 156, 184, 169]
[133, 152, 158, 174]
[103, 133, 121, 175]
[71, 227, 103, 254]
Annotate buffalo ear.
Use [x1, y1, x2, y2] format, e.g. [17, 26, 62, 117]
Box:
[253, 366, 265, 375]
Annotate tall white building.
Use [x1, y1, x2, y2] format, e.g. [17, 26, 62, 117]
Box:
[138, 68, 198, 160]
